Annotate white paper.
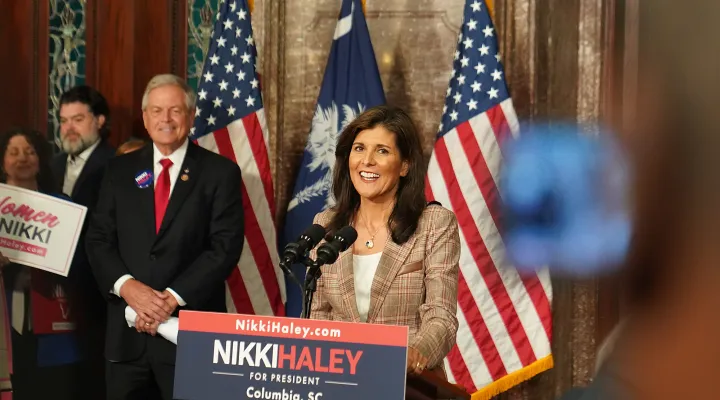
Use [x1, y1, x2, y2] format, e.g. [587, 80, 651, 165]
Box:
[124, 306, 179, 345]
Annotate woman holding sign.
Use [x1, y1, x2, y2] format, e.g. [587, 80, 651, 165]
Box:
[0, 127, 81, 400]
[310, 106, 461, 376]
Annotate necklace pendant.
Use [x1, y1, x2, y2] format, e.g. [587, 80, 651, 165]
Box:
[365, 239, 374, 249]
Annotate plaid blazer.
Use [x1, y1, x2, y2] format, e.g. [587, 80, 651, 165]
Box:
[310, 205, 460, 368]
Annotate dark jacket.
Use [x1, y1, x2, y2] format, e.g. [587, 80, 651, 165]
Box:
[86, 142, 244, 364]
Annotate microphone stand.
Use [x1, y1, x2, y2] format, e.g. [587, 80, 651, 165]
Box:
[300, 257, 322, 320]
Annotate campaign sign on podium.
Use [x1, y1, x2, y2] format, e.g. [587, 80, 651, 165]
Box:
[174, 311, 409, 400]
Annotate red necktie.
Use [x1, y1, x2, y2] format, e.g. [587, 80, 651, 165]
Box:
[154, 158, 173, 233]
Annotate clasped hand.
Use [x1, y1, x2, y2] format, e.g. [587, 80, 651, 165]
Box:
[120, 279, 178, 336]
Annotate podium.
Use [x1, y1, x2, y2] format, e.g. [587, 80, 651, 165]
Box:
[174, 311, 471, 400]
[407, 370, 470, 400]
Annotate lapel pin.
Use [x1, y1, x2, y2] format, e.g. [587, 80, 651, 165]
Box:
[181, 174, 189, 182]
[184, 168, 190, 173]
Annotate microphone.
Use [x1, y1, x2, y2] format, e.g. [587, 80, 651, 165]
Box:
[279, 224, 327, 274]
[314, 226, 358, 268]
[301, 226, 357, 320]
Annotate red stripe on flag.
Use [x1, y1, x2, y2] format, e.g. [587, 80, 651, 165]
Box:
[227, 268, 254, 314]
[432, 138, 510, 380]
[452, 121, 537, 367]
[455, 121, 504, 233]
[486, 104, 512, 148]
[241, 113, 276, 218]
[446, 345, 476, 392]
[191, 136, 254, 313]
[241, 182, 285, 316]
[484, 109, 554, 341]
[519, 272, 552, 340]
[426, 184, 475, 389]
[213, 128, 285, 316]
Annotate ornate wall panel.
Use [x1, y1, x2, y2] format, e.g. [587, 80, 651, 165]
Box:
[48, 0, 86, 143]
[187, 0, 220, 91]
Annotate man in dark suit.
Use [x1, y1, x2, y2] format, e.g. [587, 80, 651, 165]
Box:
[86, 74, 244, 400]
[52, 85, 116, 399]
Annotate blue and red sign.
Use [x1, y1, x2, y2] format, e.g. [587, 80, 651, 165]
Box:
[174, 311, 409, 400]
[134, 170, 153, 189]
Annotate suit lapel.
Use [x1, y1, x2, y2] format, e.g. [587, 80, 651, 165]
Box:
[72, 142, 108, 198]
[135, 147, 156, 240]
[336, 249, 361, 322]
[52, 156, 67, 193]
[366, 233, 417, 322]
[156, 144, 200, 238]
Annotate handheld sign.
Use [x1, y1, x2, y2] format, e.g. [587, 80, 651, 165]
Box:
[174, 311, 409, 400]
[0, 183, 86, 277]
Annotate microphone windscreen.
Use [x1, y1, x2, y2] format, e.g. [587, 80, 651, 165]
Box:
[334, 226, 358, 250]
[302, 224, 327, 245]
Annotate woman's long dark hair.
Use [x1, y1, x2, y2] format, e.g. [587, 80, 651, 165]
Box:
[326, 105, 426, 244]
[0, 127, 57, 194]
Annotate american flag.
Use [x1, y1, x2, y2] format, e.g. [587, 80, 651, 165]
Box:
[425, 0, 553, 397]
[190, 0, 285, 316]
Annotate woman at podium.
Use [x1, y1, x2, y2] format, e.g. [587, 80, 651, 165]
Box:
[310, 106, 460, 376]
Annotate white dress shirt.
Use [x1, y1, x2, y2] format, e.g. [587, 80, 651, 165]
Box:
[113, 139, 190, 307]
[63, 139, 101, 196]
[352, 252, 382, 322]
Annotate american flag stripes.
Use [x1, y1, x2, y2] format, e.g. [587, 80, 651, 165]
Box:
[191, 0, 286, 317]
[425, 0, 553, 397]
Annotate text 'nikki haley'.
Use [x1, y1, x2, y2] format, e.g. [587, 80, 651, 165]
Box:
[213, 340, 362, 375]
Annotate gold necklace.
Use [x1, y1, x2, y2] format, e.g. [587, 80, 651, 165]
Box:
[360, 211, 386, 249]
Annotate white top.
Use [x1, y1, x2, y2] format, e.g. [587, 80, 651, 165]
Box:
[63, 139, 101, 196]
[353, 252, 382, 322]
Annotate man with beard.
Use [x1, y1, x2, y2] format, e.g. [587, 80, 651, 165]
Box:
[51, 85, 116, 399]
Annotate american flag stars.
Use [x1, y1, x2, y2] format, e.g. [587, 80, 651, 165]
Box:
[191, 0, 261, 141]
[193, 0, 285, 317]
[438, 0, 510, 135]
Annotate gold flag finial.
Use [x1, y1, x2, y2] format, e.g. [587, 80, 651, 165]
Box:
[486, 0, 494, 20]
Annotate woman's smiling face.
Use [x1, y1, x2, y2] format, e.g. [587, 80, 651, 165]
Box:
[348, 125, 409, 203]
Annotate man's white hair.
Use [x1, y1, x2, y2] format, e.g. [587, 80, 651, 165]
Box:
[141, 74, 196, 111]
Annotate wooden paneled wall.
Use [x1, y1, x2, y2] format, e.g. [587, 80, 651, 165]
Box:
[0, 0, 636, 397]
[85, 0, 187, 147]
[0, 0, 48, 134]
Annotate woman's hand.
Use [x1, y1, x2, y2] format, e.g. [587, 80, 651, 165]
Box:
[407, 347, 429, 375]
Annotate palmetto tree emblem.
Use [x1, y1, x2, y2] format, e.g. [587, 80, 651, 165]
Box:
[288, 101, 365, 211]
